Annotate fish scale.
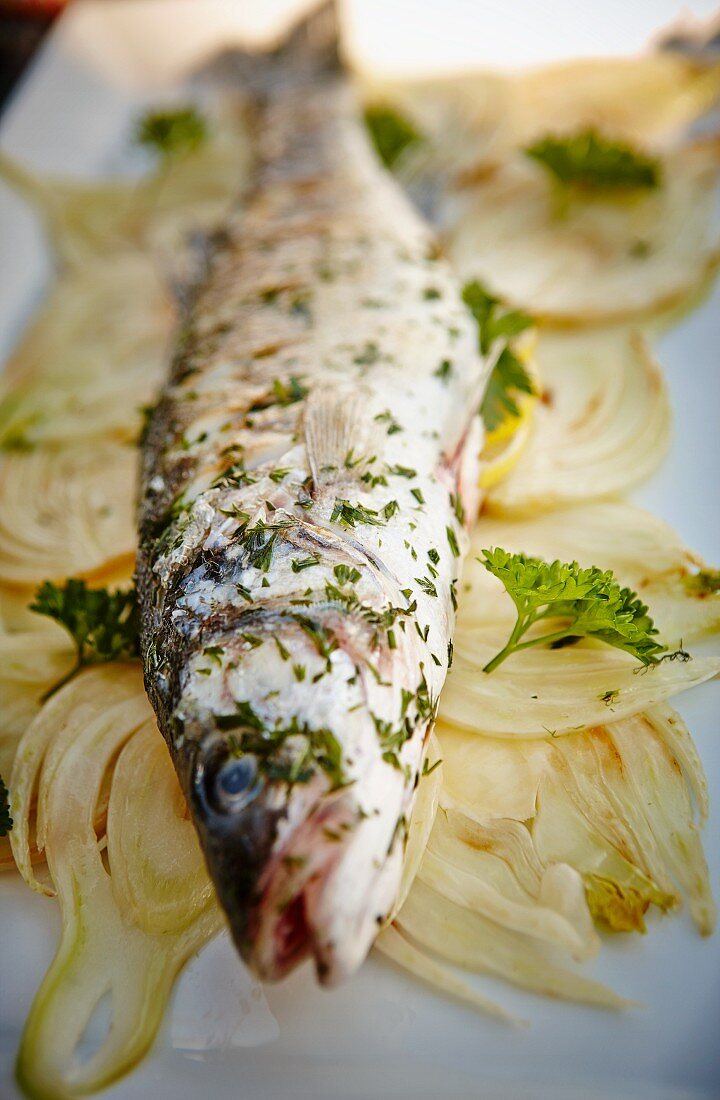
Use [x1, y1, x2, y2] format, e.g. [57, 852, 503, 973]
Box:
[137, 1, 486, 985]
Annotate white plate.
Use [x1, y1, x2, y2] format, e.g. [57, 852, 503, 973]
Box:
[1, 3, 719, 1098]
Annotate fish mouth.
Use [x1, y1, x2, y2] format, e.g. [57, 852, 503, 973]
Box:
[186, 733, 398, 985]
[186, 733, 285, 960]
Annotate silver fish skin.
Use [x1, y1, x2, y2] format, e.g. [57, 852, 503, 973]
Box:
[137, 3, 486, 986]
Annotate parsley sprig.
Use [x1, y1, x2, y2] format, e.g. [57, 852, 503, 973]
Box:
[524, 129, 661, 193]
[135, 106, 207, 160]
[462, 281, 535, 432]
[480, 549, 674, 673]
[0, 774, 12, 836]
[31, 579, 140, 700]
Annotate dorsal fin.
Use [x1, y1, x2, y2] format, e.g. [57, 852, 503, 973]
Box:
[303, 390, 382, 489]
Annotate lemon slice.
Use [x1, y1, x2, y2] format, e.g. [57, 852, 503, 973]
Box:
[479, 401, 535, 490]
[479, 345, 539, 490]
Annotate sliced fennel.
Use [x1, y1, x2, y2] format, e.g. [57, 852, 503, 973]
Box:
[444, 138, 720, 325]
[434, 705, 714, 936]
[10, 666, 222, 1099]
[395, 878, 631, 1009]
[420, 810, 598, 961]
[359, 54, 720, 181]
[484, 329, 671, 514]
[441, 622, 719, 738]
[0, 98, 249, 270]
[0, 442, 136, 586]
[0, 255, 171, 449]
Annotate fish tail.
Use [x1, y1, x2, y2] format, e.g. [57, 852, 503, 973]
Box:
[193, 1, 340, 98]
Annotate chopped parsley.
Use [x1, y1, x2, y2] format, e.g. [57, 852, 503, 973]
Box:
[333, 564, 362, 586]
[434, 359, 453, 383]
[450, 492, 465, 525]
[446, 526, 460, 558]
[374, 409, 403, 435]
[238, 519, 293, 572]
[331, 499, 385, 529]
[415, 576, 438, 598]
[291, 555, 321, 573]
[599, 688, 620, 708]
[524, 129, 661, 193]
[353, 341, 381, 367]
[226, 714, 346, 789]
[480, 549, 677, 674]
[248, 376, 307, 413]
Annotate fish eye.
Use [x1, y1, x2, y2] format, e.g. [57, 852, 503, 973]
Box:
[213, 755, 261, 812]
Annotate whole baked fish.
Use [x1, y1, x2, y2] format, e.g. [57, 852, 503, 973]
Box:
[138, 2, 485, 985]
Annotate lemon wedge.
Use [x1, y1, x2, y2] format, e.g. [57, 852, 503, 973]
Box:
[479, 342, 539, 490]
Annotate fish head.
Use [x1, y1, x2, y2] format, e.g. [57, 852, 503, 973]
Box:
[177, 618, 417, 986]
[185, 729, 285, 958]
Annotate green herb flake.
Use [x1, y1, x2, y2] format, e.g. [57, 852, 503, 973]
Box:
[450, 492, 465, 526]
[269, 467, 292, 484]
[203, 644, 225, 666]
[415, 576, 438, 598]
[331, 499, 385, 530]
[333, 564, 362, 586]
[434, 359, 453, 383]
[446, 526, 460, 558]
[599, 688, 620, 707]
[291, 555, 321, 573]
[374, 409, 403, 435]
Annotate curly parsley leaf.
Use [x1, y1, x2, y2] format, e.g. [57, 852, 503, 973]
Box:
[0, 774, 12, 836]
[135, 106, 207, 160]
[524, 129, 661, 193]
[364, 104, 422, 169]
[30, 579, 140, 699]
[462, 280, 535, 432]
[480, 548, 674, 673]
